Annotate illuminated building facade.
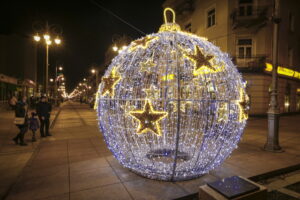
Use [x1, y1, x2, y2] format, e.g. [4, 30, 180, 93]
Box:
[163, 0, 300, 114]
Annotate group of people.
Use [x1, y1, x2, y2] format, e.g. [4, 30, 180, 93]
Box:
[12, 96, 52, 146]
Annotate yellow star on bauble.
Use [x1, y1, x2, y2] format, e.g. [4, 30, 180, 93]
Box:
[101, 68, 121, 97]
[184, 45, 215, 72]
[129, 100, 168, 136]
[130, 36, 158, 51]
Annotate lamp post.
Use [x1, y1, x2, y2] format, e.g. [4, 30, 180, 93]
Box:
[54, 66, 63, 106]
[49, 78, 54, 97]
[264, 0, 283, 152]
[33, 22, 62, 96]
[91, 69, 99, 91]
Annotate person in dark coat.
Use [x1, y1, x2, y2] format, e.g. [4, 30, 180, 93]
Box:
[29, 112, 39, 142]
[36, 96, 52, 137]
[13, 96, 28, 146]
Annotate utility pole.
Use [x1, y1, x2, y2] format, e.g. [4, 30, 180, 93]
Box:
[264, 0, 283, 152]
[45, 43, 49, 95]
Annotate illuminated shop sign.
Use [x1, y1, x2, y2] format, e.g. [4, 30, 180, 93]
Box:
[265, 63, 300, 80]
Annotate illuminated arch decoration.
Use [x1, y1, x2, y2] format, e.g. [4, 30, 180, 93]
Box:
[97, 8, 248, 181]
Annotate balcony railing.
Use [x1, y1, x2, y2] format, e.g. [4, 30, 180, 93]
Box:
[232, 55, 267, 72]
[230, 6, 269, 30]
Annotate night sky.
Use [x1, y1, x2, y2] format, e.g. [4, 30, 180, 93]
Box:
[1, 0, 164, 92]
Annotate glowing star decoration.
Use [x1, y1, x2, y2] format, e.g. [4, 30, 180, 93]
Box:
[184, 45, 215, 73]
[129, 100, 167, 136]
[101, 67, 121, 97]
[97, 8, 248, 181]
[237, 88, 249, 122]
[130, 36, 158, 51]
[140, 59, 156, 72]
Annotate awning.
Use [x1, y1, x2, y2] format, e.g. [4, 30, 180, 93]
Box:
[0, 74, 18, 85]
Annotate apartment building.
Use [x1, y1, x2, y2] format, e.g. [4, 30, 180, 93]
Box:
[163, 0, 300, 115]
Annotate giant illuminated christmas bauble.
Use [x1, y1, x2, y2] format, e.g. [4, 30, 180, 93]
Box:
[97, 8, 249, 181]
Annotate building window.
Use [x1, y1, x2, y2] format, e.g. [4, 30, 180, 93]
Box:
[288, 48, 293, 67]
[239, 0, 253, 16]
[207, 8, 215, 28]
[185, 23, 192, 32]
[237, 39, 252, 58]
[289, 12, 294, 32]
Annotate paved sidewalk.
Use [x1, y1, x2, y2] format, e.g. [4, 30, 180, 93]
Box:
[0, 106, 62, 199]
[2, 102, 300, 200]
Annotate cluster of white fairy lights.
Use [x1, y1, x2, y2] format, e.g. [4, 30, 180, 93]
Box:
[97, 8, 249, 181]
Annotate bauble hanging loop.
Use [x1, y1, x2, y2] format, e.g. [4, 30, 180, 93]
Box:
[159, 8, 181, 32]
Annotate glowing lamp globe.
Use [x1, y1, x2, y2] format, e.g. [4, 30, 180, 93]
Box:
[97, 8, 249, 181]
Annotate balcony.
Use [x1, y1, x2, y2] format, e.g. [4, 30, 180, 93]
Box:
[230, 6, 269, 30]
[232, 55, 267, 72]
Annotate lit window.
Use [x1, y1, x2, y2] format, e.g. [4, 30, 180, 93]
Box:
[239, 0, 253, 16]
[237, 39, 252, 58]
[207, 8, 215, 28]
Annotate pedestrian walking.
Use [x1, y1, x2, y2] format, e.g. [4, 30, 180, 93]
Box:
[36, 96, 52, 137]
[29, 112, 39, 142]
[12, 96, 28, 146]
[9, 95, 18, 110]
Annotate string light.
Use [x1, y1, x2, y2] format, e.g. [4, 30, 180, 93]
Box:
[97, 8, 248, 181]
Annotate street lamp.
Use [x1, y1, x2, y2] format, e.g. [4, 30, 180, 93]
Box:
[34, 34, 41, 42]
[46, 40, 52, 45]
[264, 0, 283, 152]
[91, 68, 99, 90]
[83, 78, 87, 81]
[112, 46, 118, 52]
[59, 66, 63, 71]
[33, 22, 62, 96]
[54, 38, 61, 45]
[43, 34, 50, 41]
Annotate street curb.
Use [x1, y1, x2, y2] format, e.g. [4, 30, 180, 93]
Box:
[173, 164, 300, 200]
[50, 103, 64, 129]
[249, 163, 300, 182]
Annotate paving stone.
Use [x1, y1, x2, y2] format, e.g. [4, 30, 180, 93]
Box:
[70, 183, 132, 200]
[70, 157, 109, 172]
[70, 166, 120, 192]
[7, 167, 68, 200]
[123, 179, 188, 200]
